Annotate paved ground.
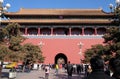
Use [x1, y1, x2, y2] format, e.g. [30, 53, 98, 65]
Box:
[1, 69, 85, 79]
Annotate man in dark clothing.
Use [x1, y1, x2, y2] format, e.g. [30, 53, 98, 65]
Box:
[66, 61, 73, 79]
[85, 55, 115, 79]
[104, 59, 110, 76]
[109, 55, 120, 79]
[77, 64, 81, 74]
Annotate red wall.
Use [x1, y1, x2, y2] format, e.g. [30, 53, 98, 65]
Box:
[23, 38, 104, 64]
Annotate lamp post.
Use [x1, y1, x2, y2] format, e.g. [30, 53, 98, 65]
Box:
[116, 0, 120, 6]
[109, 0, 120, 31]
[109, 4, 114, 12]
[109, 0, 120, 12]
[0, 0, 10, 77]
[78, 42, 84, 63]
[0, 0, 11, 26]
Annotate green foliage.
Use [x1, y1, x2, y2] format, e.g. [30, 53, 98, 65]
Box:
[9, 36, 22, 51]
[5, 22, 21, 39]
[84, 44, 105, 63]
[0, 28, 8, 42]
[110, 42, 120, 54]
[84, 49, 94, 62]
[8, 52, 20, 62]
[22, 43, 44, 63]
[103, 26, 120, 54]
[102, 27, 120, 43]
[85, 26, 120, 63]
[101, 7, 120, 58]
[0, 45, 13, 61]
[0, 22, 44, 63]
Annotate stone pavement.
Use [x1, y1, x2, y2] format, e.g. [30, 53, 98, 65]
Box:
[1, 69, 85, 79]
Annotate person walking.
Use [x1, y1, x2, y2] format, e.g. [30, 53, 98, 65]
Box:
[104, 58, 110, 76]
[0, 62, 2, 78]
[66, 61, 73, 79]
[77, 64, 81, 74]
[73, 64, 77, 73]
[45, 65, 50, 79]
[84, 55, 115, 79]
[55, 64, 59, 75]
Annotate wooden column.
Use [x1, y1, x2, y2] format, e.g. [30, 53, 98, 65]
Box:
[94, 27, 97, 35]
[69, 27, 71, 35]
[82, 27, 84, 35]
[51, 27, 53, 35]
[25, 27, 28, 35]
[38, 27, 40, 35]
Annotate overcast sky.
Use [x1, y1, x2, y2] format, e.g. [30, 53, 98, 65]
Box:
[4, 0, 115, 12]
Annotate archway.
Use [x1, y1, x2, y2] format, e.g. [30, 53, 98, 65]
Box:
[54, 53, 67, 64]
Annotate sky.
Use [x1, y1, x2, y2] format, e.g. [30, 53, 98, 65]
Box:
[4, 0, 115, 12]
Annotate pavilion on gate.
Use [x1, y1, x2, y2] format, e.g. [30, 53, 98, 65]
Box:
[1, 8, 115, 64]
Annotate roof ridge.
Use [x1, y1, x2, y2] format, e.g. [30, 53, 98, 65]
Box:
[20, 8, 103, 11]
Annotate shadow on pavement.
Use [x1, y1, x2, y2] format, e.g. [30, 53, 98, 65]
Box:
[54, 73, 81, 79]
[39, 76, 45, 79]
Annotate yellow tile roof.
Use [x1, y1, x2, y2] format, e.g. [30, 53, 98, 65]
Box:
[2, 19, 113, 24]
[5, 8, 112, 16]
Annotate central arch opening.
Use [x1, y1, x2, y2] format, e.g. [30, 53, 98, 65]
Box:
[54, 53, 67, 64]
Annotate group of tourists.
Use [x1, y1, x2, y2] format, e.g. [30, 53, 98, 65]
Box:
[43, 51, 120, 79]
[43, 62, 86, 79]
[84, 51, 120, 79]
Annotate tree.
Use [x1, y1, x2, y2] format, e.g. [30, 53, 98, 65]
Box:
[5, 22, 21, 39]
[0, 22, 44, 63]
[9, 36, 22, 51]
[103, 27, 120, 54]
[84, 44, 105, 63]
[22, 43, 45, 63]
[0, 28, 8, 42]
[103, 27, 120, 43]
[0, 45, 10, 61]
[85, 6, 120, 61]
[8, 52, 20, 62]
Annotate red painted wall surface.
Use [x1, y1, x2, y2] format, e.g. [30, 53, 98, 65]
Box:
[23, 38, 104, 64]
